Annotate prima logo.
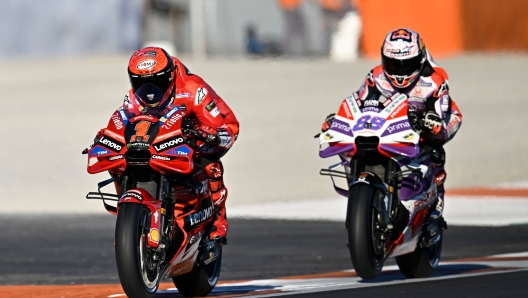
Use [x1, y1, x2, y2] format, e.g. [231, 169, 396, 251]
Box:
[387, 121, 410, 133]
[331, 121, 351, 132]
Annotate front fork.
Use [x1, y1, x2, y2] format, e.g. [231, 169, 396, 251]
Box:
[119, 174, 174, 251]
[347, 159, 400, 246]
[349, 159, 399, 228]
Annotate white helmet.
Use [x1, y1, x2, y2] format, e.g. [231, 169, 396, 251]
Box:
[381, 28, 426, 89]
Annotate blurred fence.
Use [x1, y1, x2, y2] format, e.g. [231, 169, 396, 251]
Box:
[0, 0, 143, 57]
[460, 0, 528, 51]
[1, 0, 527, 58]
[357, 0, 528, 58]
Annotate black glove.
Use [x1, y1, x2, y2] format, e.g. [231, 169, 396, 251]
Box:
[423, 144, 446, 166]
[408, 106, 422, 131]
[184, 127, 219, 150]
[205, 133, 219, 146]
[423, 112, 442, 135]
[321, 113, 335, 132]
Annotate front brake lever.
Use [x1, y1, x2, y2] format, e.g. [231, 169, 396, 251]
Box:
[314, 133, 321, 138]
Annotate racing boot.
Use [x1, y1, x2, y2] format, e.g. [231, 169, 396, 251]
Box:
[210, 192, 228, 244]
[422, 168, 448, 247]
[431, 169, 446, 220]
[204, 161, 228, 244]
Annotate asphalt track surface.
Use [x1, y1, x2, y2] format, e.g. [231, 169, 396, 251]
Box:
[2, 215, 528, 297]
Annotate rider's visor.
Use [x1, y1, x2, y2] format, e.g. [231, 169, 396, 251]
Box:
[382, 55, 422, 77]
[129, 70, 173, 97]
[133, 83, 169, 108]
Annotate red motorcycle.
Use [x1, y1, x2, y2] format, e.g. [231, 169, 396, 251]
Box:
[84, 103, 222, 298]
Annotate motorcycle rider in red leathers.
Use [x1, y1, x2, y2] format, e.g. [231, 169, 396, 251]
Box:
[104, 47, 239, 243]
[322, 28, 462, 224]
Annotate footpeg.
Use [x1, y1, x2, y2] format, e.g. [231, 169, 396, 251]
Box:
[420, 216, 447, 248]
[200, 239, 222, 265]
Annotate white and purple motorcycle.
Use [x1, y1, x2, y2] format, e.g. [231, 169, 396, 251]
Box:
[318, 92, 446, 279]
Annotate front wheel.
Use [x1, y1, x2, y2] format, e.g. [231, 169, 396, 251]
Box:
[346, 184, 387, 279]
[396, 233, 443, 278]
[115, 203, 162, 298]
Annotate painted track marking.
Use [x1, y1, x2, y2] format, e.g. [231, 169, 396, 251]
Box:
[2, 252, 528, 297]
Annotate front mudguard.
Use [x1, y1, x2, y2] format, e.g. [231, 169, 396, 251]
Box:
[119, 189, 162, 249]
[347, 172, 390, 228]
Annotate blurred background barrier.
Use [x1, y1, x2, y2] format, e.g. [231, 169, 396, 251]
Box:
[0, 0, 143, 57]
[460, 0, 528, 52]
[356, 0, 464, 58]
[2, 0, 528, 59]
[357, 0, 528, 58]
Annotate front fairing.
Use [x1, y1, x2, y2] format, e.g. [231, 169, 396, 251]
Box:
[87, 105, 195, 175]
[319, 93, 420, 161]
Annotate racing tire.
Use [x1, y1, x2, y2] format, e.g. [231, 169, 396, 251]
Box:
[346, 184, 386, 280]
[172, 248, 222, 297]
[115, 203, 161, 298]
[396, 233, 443, 278]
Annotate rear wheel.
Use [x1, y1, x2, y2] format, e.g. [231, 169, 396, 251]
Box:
[346, 184, 387, 279]
[172, 248, 222, 297]
[115, 203, 162, 298]
[396, 232, 443, 278]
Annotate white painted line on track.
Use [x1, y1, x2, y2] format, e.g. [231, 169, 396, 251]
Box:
[145, 251, 528, 298]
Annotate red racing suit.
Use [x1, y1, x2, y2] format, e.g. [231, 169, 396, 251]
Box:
[122, 57, 239, 240]
[326, 53, 462, 212]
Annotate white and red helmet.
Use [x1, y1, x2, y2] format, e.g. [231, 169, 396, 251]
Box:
[381, 28, 426, 89]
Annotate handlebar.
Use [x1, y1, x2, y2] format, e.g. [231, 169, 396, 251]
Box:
[182, 128, 206, 141]
[182, 128, 219, 147]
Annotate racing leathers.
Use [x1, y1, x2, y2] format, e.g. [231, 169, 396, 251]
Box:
[122, 57, 239, 241]
[322, 54, 462, 220]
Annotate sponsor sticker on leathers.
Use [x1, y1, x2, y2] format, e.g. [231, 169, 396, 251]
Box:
[205, 100, 216, 111]
[210, 107, 220, 117]
[176, 93, 191, 98]
[195, 87, 208, 105]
